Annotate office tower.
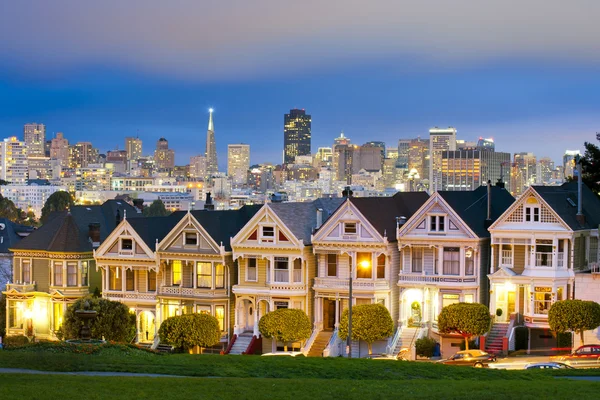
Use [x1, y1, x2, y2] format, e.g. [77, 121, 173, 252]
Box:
[397, 139, 412, 168]
[227, 144, 250, 186]
[125, 137, 143, 162]
[386, 148, 399, 160]
[333, 144, 358, 184]
[248, 164, 274, 192]
[429, 127, 457, 192]
[50, 132, 70, 168]
[334, 131, 351, 147]
[154, 138, 175, 171]
[563, 150, 581, 180]
[440, 149, 511, 191]
[205, 109, 218, 176]
[0, 137, 28, 184]
[314, 147, 333, 168]
[511, 152, 537, 197]
[536, 157, 555, 185]
[353, 143, 384, 172]
[283, 109, 311, 165]
[70, 142, 97, 168]
[23, 123, 46, 157]
[365, 141, 386, 158]
[190, 155, 207, 180]
[408, 137, 429, 184]
[476, 137, 495, 151]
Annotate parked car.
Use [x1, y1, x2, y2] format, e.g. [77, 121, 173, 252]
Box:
[437, 350, 497, 368]
[553, 344, 600, 368]
[261, 351, 305, 357]
[525, 362, 574, 370]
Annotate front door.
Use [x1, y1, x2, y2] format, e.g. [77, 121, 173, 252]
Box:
[323, 299, 336, 331]
[507, 291, 516, 316]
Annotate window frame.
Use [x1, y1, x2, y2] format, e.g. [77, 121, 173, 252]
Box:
[525, 206, 540, 222]
[428, 214, 446, 233]
[67, 262, 78, 287]
[172, 260, 182, 286]
[356, 252, 372, 279]
[411, 247, 423, 273]
[327, 254, 337, 277]
[343, 222, 357, 235]
[442, 247, 461, 275]
[53, 261, 64, 287]
[196, 261, 212, 288]
[376, 254, 386, 279]
[215, 263, 225, 289]
[120, 238, 133, 251]
[184, 232, 198, 246]
[246, 258, 257, 282]
[22, 259, 31, 284]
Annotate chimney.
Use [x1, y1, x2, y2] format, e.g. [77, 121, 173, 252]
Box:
[204, 192, 214, 211]
[316, 208, 323, 229]
[115, 209, 121, 225]
[576, 156, 585, 225]
[487, 180, 492, 221]
[132, 199, 144, 213]
[88, 223, 101, 244]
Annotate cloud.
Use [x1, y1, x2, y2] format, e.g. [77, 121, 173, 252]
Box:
[1, 1, 599, 80]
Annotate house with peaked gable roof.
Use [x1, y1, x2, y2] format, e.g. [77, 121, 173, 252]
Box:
[310, 192, 428, 358]
[396, 184, 514, 356]
[3, 200, 140, 340]
[155, 205, 261, 350]
[230, 198, 343, 354]
[94, 213, 184, 343]
[488, 182, 600, 351]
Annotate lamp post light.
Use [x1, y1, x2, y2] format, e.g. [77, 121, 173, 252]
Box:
[347, 259, 371, 359]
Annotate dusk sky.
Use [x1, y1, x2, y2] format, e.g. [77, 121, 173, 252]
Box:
[1, 1, 599, 169]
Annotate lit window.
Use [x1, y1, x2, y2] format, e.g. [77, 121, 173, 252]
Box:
[197, 262, 212, 288]
[215, 263, 225, 288]
[215, 306, 225, 331]
[80, 261, 88, 286]
[172, 260, 182, 285]
[344, 223, 357, 234]
[442, 294, 460, 308]
[356, 253, 372, 279]
[534, 287, 552, 314]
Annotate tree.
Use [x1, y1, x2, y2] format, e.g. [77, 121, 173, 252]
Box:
[143, 199, 170, 217]
[62, 297, 135, 342]
[0, 195, 20, 222]
[158, 313, 221, 353]
[258, 308, 312, 351]
[438, 303, 491, 350]
[576, 141, 600, 194]
[40, 191, 74, 223]
[549, 299, 600, 345]
[339, 303, 394, 355]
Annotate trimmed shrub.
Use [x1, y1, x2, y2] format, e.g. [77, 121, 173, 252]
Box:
[339, 303, 394, 354]
[259, 308, 312, 351]
[62, 297, 135, 342]
[158, 313, 221, 352]
[3, 335, 29, 348]
[556, 331, 573, 349]
[438, 303, 491, 350]
[549, 300, 600, 345]
[415, 337, 437, 358]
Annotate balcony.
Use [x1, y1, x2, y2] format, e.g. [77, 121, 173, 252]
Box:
[398, 273, 477, 285]
[5, 283, 35, 293]
[313, 277, 390, 291]
[104, 290, 157, 301]
[159, 286, 228, 298]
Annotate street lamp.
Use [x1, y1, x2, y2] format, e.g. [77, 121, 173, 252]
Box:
[347, 258, 371, 359]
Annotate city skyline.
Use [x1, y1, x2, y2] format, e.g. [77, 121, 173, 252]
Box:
[1, 3, 599, 168]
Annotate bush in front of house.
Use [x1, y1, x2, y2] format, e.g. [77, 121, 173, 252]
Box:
[62, 297, 135, 342]
[549, 299, 600, 345]
[415, 337, 437, 358]
[158, 313, 221, 353]
[438, 303, 491, 351]
[259, 308, 312, 352]
[339, 303, 394, 355]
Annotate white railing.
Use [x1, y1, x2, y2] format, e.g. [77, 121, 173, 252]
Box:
[386, 325, 403, 356]
[274, 270, 289, 283]
[159, 286, 227, 297]
[301, 325, 321, 356]
[591, 263, 600, 274]
[104, 290, 157, 301]
[535, 252, 553, 267]
[398, 275, 477, 283]
[268, 283, 306, 291]
[505, 316, 516, 352]
[323, 329, 342, 357]
[501, 250, 512, 266]
[5, 283, 35, 292]
[314, 277, 389, 290]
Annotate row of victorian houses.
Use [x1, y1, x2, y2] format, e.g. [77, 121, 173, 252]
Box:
[3, 181, 600, 357]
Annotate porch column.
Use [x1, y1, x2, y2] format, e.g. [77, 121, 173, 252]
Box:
[193, 261, 197, 288]
[334, 299, 339, 328]
[552, 237, 558, 269]
[62, 263, 66, 288]
[105, 267, 110, 291]
[438, 247, 443, 276]
[77, 261, 81, 288]
[288, 257, 293, 283]
[121, 267, 126, 292]
[269, 256, 274, 283]
[490, 245, 495, 274]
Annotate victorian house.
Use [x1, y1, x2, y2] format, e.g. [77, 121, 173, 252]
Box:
[3, 200, 140, 339]
[396, 184, 514, 356]
[488, 182, 600, 351]
[230, 198, 343, 354]
[310, 192, 429, 358]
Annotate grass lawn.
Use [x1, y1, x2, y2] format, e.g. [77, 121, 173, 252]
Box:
[1, 344, 600, 399]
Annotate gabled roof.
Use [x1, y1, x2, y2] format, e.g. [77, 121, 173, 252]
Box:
[0, 219, 35, 254]
[438, 186, 515, 238]
[11, 200, 142, 253]
[268, 198, 345, 245]
[127, 213, 186, 250]
[532, 182, 600, 231]
[349, 192, 429, 240]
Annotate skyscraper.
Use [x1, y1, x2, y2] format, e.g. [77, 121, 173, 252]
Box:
[283, 109, 311, 164]
[23, 123, 45, 156]
[70, 142, 97, 168]
[0, 137, 28, 184]
[429, 127, 457, 192]
[189, 155, 207, 180]
[154, 138, 175, 171]
[440, 149, 511, 191]
[205, 109, 218, 176]
[125, 137, 143, 163]
[227, 144, 250, 186]
[563, 150, 581, 180]
[50, 132, 70, 168]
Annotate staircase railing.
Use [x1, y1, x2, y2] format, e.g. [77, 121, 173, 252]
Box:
[243, 335, 262, 355]
[222, 334, 237, 355]
[323, 329, 341, 357]
[150, 335, 160, 350]
[301, 325, 322, 356]
[386, 325, 403, 356]
[504, 314, 516, 353]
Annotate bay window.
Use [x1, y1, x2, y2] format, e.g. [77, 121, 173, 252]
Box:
[246, 258, 257, 281]
[443, 247, 460, 275]
[356, 253, 372, 279]
[54, 262, 63, 286]
[172, 260, 182, 285]
[67, 262, 77, 287]
[215, 263, 225, 288]
[274, 257, 289, 283]
[411, 247, 423, 273]
[377, 254, 385, 279]
[534, 287, 552, 314]
[197, 262, 212, 288]
[327, 254, 337, 277]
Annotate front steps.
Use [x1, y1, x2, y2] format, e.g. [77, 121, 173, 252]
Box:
[229, 332, 253, 355]
[390, 327, 419, 357]
[485, 323, 509, 354]
[307, 331, 334, 357]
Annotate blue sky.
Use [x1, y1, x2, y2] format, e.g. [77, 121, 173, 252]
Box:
[1, 1, 599, 168]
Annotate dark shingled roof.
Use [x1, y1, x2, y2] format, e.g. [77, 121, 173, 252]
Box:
[349, 192, 430, 241]
[269, 198, 345, 245]
[0, 219, 35, 254]
[532, 182, 600, 231]
[11, 200, 142, 253]
[438, 185, 515, 238]
[126, 214, 186, 250]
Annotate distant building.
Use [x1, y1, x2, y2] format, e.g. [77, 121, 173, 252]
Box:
[1, 182, 68, 218]
[314, 147, 333, 169]
[23, 123, 45, 157]
[50, 132, 70, 168]
[206, 109, 218, 176]
[511, 152, 537, 197]
[429, 127, 457, 192]
[440, 149, 511, 191]
[0, 137, 28, 184]
[190, 155, 207, 180]
[27, 156, 53, 180]
[227, 144, 250, 186]
[154, 138, 175, 171]
[125, 137, 143, 163]
[563, 150, 581, 180]
[283, 109, 311, 164]
[70, 142, 98, 168]
[353, 143, 384, 173]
